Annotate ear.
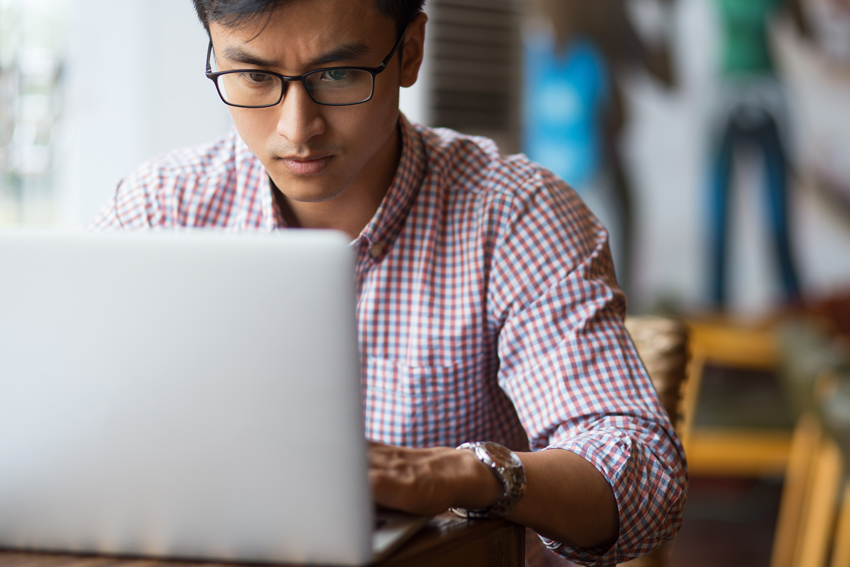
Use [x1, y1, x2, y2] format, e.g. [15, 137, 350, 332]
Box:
[400, 12, 428, 88]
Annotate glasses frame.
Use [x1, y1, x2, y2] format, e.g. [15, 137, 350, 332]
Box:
[205, 26, 407, 108]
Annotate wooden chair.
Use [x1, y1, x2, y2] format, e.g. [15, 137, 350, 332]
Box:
[683, 318, 793, 477]
[671, 316, 850, 567]
[832, 479, 850, 567]
[624, 316, 691, 429]
[770, 408, 850, 567]
[821, 375, 850, 567]
[617, 315, 690, 567]
[770, 413, 843, 567]
[770, 323, 850, 567]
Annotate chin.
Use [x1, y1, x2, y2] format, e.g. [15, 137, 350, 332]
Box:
[280, 180, 347, 204]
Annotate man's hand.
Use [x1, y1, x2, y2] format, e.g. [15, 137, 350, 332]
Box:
[369, 442, 620, 550]
[368, 442, 502, 515]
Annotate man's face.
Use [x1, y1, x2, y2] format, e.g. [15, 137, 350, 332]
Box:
[208, 0, 422, 204]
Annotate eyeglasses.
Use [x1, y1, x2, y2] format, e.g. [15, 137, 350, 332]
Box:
[205, 27, 407, 108]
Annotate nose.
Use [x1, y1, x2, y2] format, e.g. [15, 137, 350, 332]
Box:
[275, 80, 325, 145]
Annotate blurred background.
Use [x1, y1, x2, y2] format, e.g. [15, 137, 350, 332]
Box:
[2, 1, 850, 565]
[1, 0, 849, 317]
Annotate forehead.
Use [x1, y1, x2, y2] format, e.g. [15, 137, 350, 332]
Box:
[209, 0, 394, 70]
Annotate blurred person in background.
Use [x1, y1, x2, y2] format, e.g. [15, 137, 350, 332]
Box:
[705, 0, 812, 310]
[88, 0, 687, 565]
[523, 0, 677, 299]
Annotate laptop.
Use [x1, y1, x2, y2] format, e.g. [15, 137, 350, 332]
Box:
[0, 230, 427, 566]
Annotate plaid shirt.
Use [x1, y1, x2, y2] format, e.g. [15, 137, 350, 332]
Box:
[91, 115, 687, 567]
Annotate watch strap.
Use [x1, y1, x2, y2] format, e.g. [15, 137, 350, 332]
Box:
[450, 441, 527, 518]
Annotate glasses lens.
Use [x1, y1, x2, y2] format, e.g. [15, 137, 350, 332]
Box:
[305, 69, 374, 105]
[217, 71, 282, 107]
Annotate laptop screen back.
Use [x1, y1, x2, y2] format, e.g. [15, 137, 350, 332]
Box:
[0, 230, 372, 565]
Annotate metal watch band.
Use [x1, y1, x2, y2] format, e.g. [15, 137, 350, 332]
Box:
[450, 441, 527, 519]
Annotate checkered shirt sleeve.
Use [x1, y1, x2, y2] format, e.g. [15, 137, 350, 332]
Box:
[486, 165, 686, 566]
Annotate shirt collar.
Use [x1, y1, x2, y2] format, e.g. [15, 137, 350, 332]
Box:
[354, 113, 426, 259]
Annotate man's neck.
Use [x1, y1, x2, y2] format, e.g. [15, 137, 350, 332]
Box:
[273, 121, 402, 241]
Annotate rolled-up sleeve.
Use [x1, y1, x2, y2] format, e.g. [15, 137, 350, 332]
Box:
[490, 170, 687, 566]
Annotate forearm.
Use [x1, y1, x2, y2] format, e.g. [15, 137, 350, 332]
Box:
[370, 443, 618, 548]
[371, 429, 685, 566]
[507, 449, 618, 549]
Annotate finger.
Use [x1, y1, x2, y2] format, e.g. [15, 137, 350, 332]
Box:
[370, 468, 432, 514]
[368, 444, 401, 467]
[368, 443, 426, 466]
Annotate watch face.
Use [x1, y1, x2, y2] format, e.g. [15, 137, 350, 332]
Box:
[482, 441, 522, 467]
[453, 441, 526, 518]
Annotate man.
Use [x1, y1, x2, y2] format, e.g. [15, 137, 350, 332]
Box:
[91, 1, 687, 565]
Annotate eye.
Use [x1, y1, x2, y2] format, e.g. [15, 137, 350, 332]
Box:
[239, 72, 274, 85]
[320, 69, 350, 82]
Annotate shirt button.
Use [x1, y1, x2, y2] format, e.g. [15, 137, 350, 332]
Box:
[369, 243, 383, 259]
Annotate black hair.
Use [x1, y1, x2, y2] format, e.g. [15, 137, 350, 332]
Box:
[193, 0, 425, 36]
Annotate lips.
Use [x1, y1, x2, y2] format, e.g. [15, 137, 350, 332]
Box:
[278, 155, 333, 176]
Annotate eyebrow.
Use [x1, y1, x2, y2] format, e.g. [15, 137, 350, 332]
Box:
[220, 42, 371, 70]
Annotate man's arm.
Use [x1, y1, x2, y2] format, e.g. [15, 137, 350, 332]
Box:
[370, 443, 619, 549]
[368, 167, 686, 566]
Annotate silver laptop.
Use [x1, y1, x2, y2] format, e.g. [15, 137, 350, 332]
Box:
[0, 230, 426, 566]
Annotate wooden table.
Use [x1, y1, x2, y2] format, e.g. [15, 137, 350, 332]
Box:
[0, 514, 525, 567]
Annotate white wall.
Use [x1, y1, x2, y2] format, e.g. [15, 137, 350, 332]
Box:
[60, 0, 232, 228]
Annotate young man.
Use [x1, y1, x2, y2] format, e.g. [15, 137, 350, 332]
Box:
[91, 1, 687, 565]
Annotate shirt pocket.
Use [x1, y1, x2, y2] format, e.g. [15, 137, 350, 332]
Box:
[363, 356, 487, 447]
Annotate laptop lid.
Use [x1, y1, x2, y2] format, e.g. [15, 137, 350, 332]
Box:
[0, 230, 373, 565]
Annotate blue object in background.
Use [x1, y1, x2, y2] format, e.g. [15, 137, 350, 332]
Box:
[523, 35, 610, 190]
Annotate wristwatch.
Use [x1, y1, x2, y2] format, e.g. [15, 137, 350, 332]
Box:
[450, 441, 527, 518]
